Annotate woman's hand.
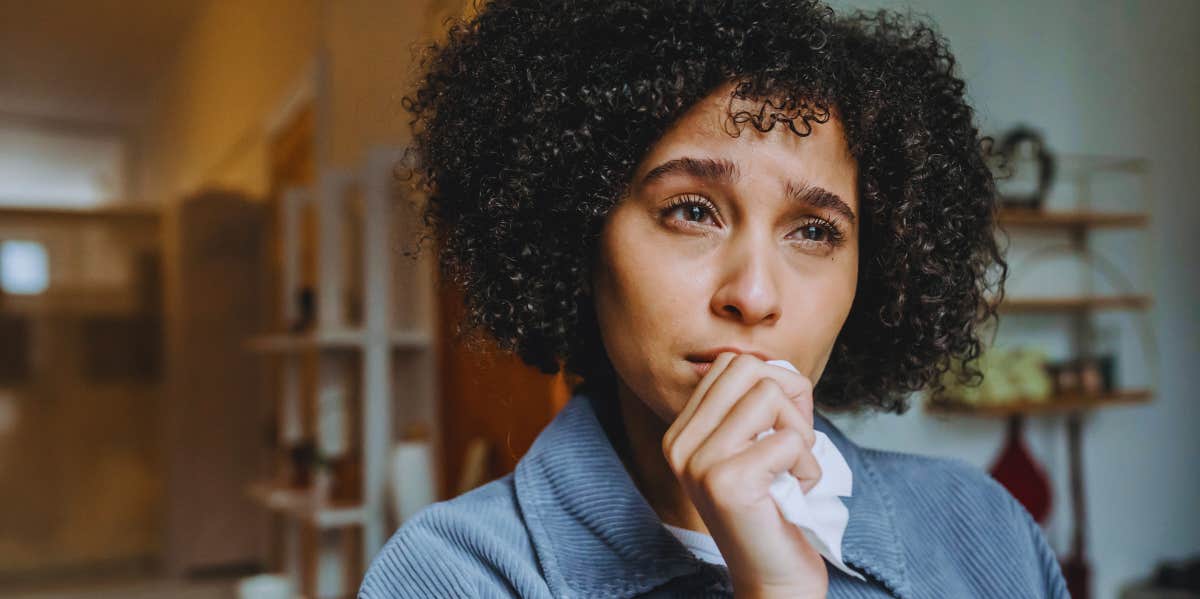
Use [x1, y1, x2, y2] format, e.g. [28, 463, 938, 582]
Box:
[662, 352, 829, 599]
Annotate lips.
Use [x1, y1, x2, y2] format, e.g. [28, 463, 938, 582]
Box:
[685, 346, 773, 363]
[686, 346, 775, 378]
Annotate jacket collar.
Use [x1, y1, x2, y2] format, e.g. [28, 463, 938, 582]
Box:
[514, 391, 912, 598]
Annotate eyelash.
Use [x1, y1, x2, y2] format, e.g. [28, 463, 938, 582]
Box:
[661, 195, 847, 248]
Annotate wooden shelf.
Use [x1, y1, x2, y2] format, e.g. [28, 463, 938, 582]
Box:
[1054, 154, 1148, 173]
[247, 482, 365, 529]
[245, 328, 431, 352]
[0, 204, 161, 222]
[998, 208, 1147, 229]
[926, 388, 1152, 417]
[997, 294, 1151, 312]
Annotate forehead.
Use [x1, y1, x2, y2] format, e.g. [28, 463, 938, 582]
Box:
[635, 82, 858, 206]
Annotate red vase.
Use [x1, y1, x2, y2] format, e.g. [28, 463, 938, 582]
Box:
[988, 415, 1053, 524]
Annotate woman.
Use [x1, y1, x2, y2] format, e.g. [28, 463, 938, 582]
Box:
[361, 0, 1068, 597]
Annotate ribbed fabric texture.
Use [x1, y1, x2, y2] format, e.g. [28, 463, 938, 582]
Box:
[359, 393, 1069, 598]
[662, 523, 727, 566]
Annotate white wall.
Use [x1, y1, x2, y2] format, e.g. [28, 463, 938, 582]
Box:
[823, 2, 1200, 597]
[0, 118, 127, 207]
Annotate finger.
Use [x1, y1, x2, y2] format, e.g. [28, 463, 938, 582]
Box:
[703, 355, 814, 428]
[672, 354, 813, 465]
[713, 428, 823, 500]
[791, 440, 823, 493]
[664, 351, 737, 449]
[687, 378, 814, 478]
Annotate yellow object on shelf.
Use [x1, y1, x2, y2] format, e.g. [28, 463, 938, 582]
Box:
[937, 346, 1053, 406]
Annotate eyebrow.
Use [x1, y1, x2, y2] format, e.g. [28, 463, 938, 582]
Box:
[639, 156, 856, 224]
[784, 180, 856, 225]
[641, 156, 741, 186]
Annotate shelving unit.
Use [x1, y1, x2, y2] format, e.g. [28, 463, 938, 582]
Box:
[996, 208, 1147, 229]
[245, 329, 432, 353]
[997, 294, 1151, 312]
[245, 146, 438, 599]
[248, 482, 368, 529]
[926, 389, 1151, 417]
[927, 152, 1156, 598]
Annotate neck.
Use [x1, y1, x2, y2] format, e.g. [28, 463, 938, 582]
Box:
[594, 377, 711, 536]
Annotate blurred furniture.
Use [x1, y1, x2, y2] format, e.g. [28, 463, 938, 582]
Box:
[434, 278, 572, 499]
[927, 153, 1157, 599]
[237, 573, 296, 599]
[1119, 554, 1200, 599]
[389, 433, 437, 525]
[244, 145, 437, 599]
[455, 436, 493, 496]
[163, 191, 267, 575]
[0, 205, 163, 579]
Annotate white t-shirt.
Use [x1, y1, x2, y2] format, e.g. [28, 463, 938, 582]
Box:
[661, 522, 726, 566]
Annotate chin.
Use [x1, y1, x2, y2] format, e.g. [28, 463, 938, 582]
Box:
[644, 398, 679, 425]
[614, 373, 681, 425]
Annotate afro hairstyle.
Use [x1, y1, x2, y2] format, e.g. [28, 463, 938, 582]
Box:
[398, 0, 1008, 414]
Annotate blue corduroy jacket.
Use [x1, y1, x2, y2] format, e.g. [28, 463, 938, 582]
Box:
[359, 392, 1069, 598]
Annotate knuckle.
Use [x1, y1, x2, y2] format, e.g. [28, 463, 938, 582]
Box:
[701, 463, 737, 497]
[776, 427, 805, 448]
[804, 457, 823, 484]
[800, 462, 823, 492]
[664, 443, 686, 476]
[730, 352, 757, 370]
[796, 371, 814, 389]
[750, 380, 787, 408]
[731, 352, 755, 364]
[683, 454, 705, 482]
[754, 376, 785, 394]
[759, 381, 797, 412]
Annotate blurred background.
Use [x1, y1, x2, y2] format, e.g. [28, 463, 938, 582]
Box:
[0, 1, 1195, 598]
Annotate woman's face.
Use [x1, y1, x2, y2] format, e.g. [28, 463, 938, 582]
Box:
[591, 83, 860, 423]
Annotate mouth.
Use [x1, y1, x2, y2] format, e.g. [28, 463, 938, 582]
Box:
[685, 346, 773, 363]
[686, 358, 715, 377]
[685, 346, 775, 378]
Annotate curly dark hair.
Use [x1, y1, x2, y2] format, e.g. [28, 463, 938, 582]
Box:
[399, 0, 1007, 414]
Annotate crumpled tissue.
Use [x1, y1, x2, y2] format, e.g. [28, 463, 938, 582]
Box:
[757, 359, 865, 581]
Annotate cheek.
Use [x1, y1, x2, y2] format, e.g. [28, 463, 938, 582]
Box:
[593, 219, 705, 402]
[792, 259, 858, 378]
[596, 240, 693, 351]
[599, 219, 697, 324]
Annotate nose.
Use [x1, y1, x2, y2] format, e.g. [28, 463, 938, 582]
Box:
[709, 235, 782, 326]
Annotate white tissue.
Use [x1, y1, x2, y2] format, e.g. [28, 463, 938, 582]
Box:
[758, 359, 865, 581]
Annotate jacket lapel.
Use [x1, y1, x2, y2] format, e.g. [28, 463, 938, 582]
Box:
[817, 412, 913, 598]
[515, 392, 912, 598]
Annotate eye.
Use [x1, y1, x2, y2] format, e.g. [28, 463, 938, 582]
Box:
[791, 218, 847, 248]
[662, 195, 719, 227]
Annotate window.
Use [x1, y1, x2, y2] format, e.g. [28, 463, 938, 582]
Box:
[0, 240, 50, 295]
[0, 121, 126, 208]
